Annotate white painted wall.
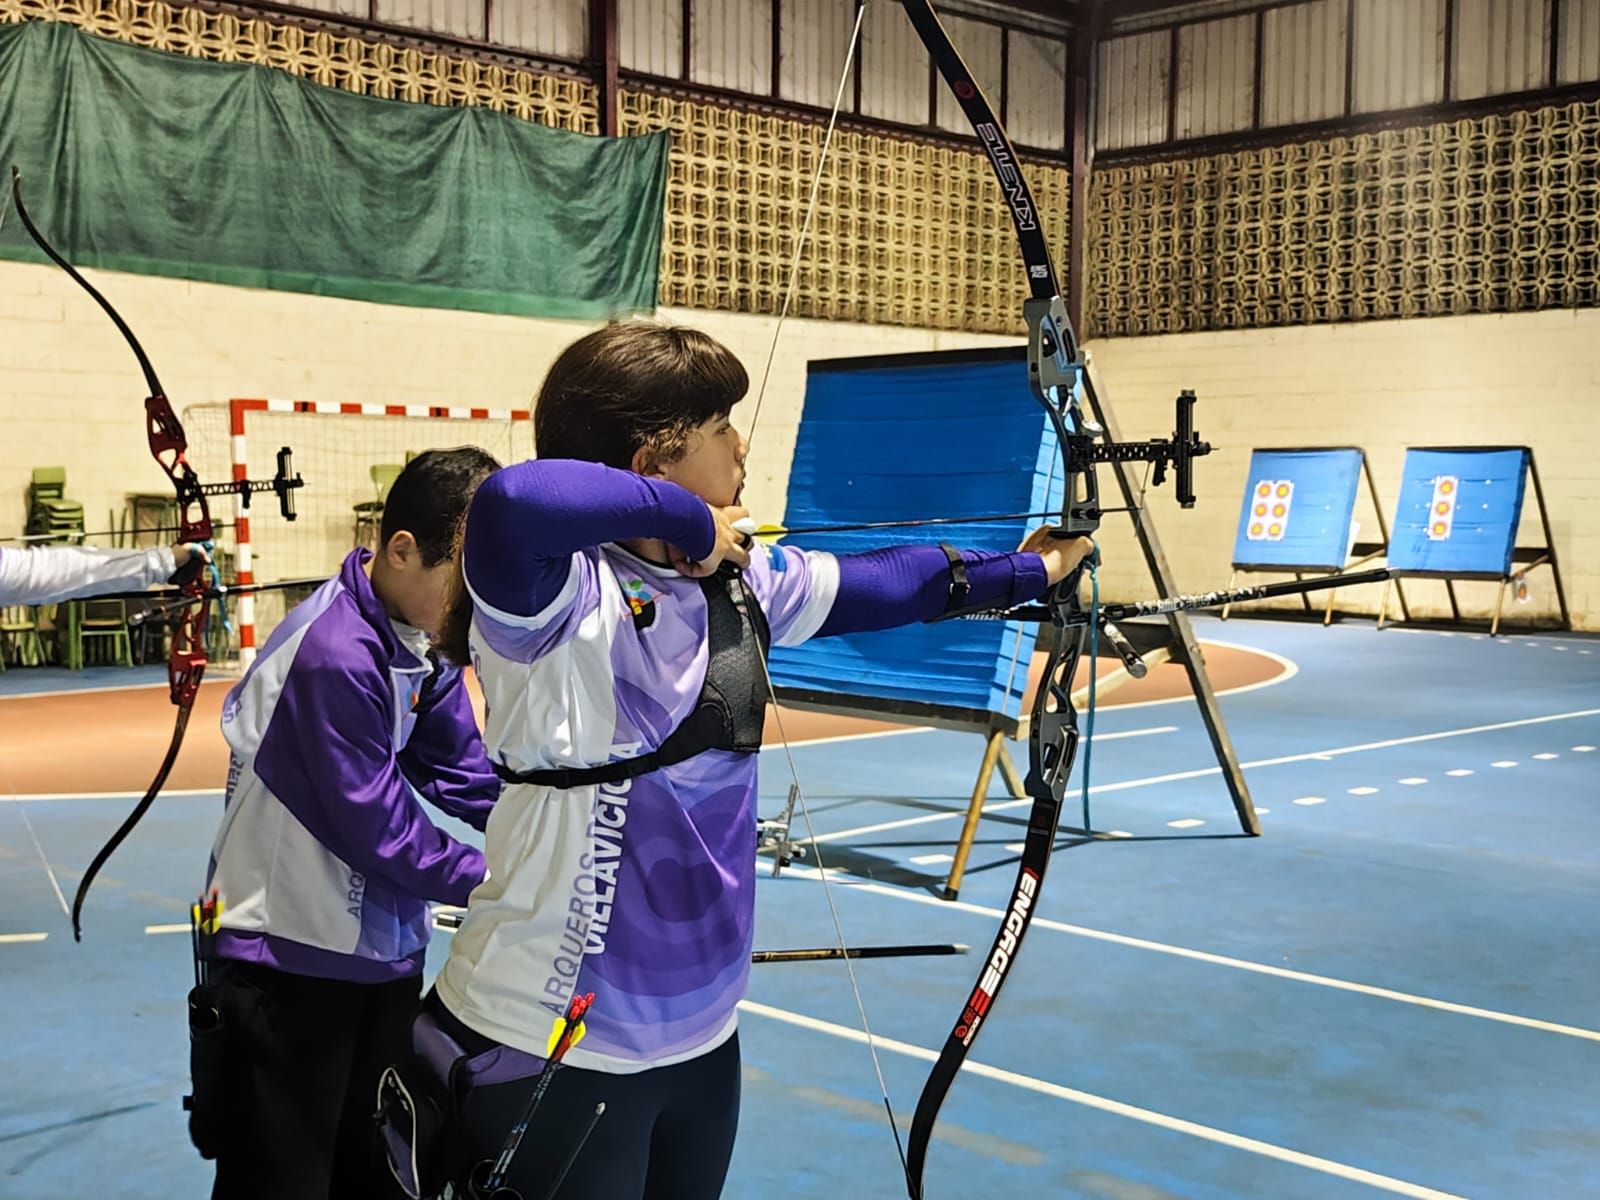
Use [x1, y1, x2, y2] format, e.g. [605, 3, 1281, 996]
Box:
[4, 260, 1592, 631]
[0, 260, 1012, 572]
[1084, 309, 1599, 630]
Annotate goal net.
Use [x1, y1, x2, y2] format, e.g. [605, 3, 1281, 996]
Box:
[183, 399, 534, 663]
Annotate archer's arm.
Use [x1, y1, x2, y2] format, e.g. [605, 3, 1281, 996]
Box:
[247, 646, 486, 907]
[820, 545, 1050, 636]
[742, 542, 1051, 645]
[398, 670, 498, 833]
[0, 544, 176, 606]
[463, 460, 715, 620]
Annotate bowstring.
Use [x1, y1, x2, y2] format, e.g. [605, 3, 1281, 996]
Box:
[736, 1, 911, 1180]
[742, 581, 910, 1177]
[744, 2, 867, 441]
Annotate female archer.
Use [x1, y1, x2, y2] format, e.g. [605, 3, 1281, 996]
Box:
[423, 320, 1093, 1198]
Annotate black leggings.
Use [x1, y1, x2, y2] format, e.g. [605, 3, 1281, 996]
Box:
[210, 961, 420, 1200]
[431, 997, 741, 1200]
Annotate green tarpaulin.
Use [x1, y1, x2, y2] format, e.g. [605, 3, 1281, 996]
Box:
[0, 20, 667, 318]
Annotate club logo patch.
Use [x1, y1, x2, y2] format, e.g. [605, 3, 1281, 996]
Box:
[621, 577, 660, 630]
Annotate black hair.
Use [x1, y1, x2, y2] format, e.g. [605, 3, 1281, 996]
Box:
[378, 446, 502, 568]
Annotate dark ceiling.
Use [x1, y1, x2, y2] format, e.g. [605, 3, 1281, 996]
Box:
[992, 0, 1210, 28]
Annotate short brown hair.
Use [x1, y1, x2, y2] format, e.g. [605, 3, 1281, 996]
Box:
[534, 322, 748, 471]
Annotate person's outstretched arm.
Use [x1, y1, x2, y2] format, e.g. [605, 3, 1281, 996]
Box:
[0, 543, 200, 606]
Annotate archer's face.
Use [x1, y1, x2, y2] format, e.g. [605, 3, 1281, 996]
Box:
[656, 412, 747, 508]
[373, 532, 455, 635]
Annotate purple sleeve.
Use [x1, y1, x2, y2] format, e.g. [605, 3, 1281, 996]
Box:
[397, 671, 498, 833]
[465, 459, 717, 618]
[816, 545, 1050, 637]
[255, 658, 486, 906]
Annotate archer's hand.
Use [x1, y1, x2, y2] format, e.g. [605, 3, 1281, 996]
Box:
[670, 505, 752, 578]
[172, 543, 211, 572]
[1018, 528, 1095, 586]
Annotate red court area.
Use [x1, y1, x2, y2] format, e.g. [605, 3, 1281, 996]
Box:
[0, 642, 1282, 796]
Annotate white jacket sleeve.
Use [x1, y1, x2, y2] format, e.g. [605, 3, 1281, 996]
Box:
[0, 545, 177, 606]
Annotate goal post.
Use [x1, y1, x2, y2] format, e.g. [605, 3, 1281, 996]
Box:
[183, 398, 534, 664]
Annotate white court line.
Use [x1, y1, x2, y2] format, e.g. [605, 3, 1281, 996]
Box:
[739, 999, 1469, 1200]
[781, 726, 935, 749]
[0, 680, 172, 702]
[780, 868, 1600, 1044]
[0, 676, 238, 703]
[1088, 725, 1179, 742]
[1064, 639, 1300, 712]
[146, 924, 189, 935]
[778, 724, 1176, 753]
[1, 788, 220, 804]
[808, 707, 1600, 845]
[0, 932, 48, 944]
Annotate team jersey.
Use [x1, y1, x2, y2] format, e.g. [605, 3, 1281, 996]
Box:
[208, 549, 497, 983]
[436, 538, 837, 1071]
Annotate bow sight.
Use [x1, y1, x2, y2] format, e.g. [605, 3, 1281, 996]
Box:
[1060, 387, 1213, 534]
[188, 445, 304, 518]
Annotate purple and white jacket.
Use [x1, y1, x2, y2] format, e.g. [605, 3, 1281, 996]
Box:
[436, 460, 1049, 1072]
[207, 549, 497, 983]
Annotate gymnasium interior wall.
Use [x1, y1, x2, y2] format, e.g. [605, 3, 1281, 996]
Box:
[1083, 308, 1598, 631]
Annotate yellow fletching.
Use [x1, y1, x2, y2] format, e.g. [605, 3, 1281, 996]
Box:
[192, 895, 225, 935]
[546, 1015, 589, 1055]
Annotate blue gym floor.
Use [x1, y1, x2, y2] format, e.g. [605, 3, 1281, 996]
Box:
[1, 616, 1596, 1199]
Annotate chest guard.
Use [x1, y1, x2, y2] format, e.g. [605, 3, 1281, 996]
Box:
[492, 566, 771, 790]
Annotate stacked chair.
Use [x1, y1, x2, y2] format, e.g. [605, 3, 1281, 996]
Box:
[25, 467, 85, 542]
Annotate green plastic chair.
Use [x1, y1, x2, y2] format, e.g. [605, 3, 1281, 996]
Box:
[0, 606, 46, 669]
[63, 599, 134, 669]
[354, 463, 404, 547]
[27, 467, 85, 541]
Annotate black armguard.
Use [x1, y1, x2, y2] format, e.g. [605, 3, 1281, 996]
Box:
[938, 543, 970, 615]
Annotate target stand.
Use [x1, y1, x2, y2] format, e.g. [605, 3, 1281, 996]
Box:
[1222, 447, 1407, 624]
[1379, 446, 1569, 636]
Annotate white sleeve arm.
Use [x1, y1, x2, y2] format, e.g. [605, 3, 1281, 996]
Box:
[0, 545, 177, 606]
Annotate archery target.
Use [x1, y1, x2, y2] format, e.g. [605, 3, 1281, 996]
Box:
[1246, 479, 1293, 541]
[1427, 475, 1459, 541]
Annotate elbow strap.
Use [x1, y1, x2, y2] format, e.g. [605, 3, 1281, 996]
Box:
[938, 543, 970, 616]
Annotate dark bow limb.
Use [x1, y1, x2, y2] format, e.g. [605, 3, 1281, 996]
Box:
[8, 167, 298, 938]
[894, 5, 1088, 1194]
